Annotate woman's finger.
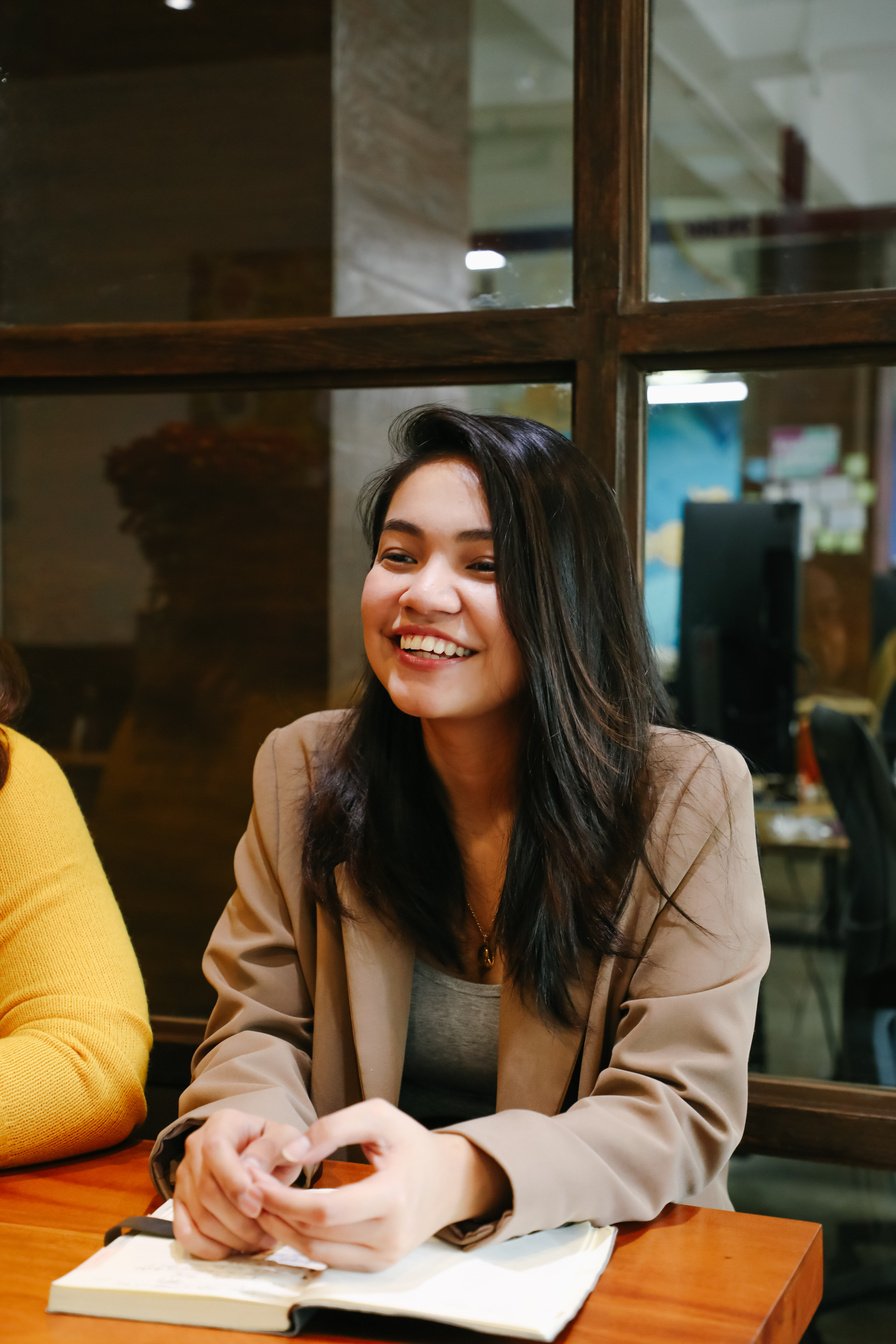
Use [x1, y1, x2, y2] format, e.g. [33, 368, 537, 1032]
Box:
[256, 1211, 393, 1272]
[297, 1099, 412, 1166]
[175, 1189, 273, 1255]
[253, 1168, 391, 1229]
[173, 1199, 252, 1260]
[258, 1213, 385, 1248]
[282, 1238, 394, 1272]
[180, 1163, 274, 1251]
[240, 1130, 308, 1186]
[256, 1207, 382, 1246]
[190, 1124, 264, 1210]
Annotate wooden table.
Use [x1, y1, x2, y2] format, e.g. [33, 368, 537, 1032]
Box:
[1, 1140, 822, 1344]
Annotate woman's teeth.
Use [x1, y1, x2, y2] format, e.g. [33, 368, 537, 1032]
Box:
[399, 634, 473, 658]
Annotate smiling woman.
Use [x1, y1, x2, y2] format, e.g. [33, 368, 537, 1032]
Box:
[150, 405, 769, 1274]
[361, 457, 524, 729]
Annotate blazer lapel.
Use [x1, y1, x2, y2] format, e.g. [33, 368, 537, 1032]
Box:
[496, 961, 596, 1114]
[337, 867, 414, 1105]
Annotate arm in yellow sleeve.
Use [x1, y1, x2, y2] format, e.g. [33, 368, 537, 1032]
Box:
[0, 728, 151, 1167]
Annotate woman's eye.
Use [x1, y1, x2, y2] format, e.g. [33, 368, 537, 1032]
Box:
[468, 558, 496, 574]
[379, 549, 415, 565]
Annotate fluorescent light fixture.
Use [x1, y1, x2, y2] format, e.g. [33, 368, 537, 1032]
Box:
[465, 249, 507, 271]
[647, 380, 748, 405]
[165, 0, 194, 11]
[649, 368, 710, 385]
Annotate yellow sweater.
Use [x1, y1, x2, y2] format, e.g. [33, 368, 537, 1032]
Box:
[0, 727, 151, 1166]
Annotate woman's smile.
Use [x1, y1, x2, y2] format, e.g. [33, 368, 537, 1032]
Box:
[361, 458, 523, 725]
[395, 627, 476, 664]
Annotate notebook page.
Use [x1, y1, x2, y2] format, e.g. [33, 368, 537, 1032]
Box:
[303, 1222, 616, 1340]
[51, 1233, 320, 1308]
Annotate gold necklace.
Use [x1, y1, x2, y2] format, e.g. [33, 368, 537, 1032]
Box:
[464, 898, 496, 971]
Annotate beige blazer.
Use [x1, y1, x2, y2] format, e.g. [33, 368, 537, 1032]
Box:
[151, 711, 769, 1246]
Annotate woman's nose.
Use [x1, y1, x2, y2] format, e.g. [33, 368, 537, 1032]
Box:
[399, 559, 461, 615]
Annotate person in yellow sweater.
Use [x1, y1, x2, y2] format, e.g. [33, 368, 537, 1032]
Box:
[0, 643, 151, 1166]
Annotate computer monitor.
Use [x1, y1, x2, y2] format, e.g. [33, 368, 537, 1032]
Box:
[677, 500, 801, 777]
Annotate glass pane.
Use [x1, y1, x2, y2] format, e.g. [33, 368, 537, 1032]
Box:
[0, 381, 570, 1015]
[649, 0, 896, 298]
[730, 1155, 896, 1341]
[0, 0, 572, 324]
[643, 363, 896, 1089]
[466, 1, 574, 310]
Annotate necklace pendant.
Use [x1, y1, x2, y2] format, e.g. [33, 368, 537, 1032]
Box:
[480, 942, 495, 971]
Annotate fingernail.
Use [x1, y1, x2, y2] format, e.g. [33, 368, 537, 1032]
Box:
[281, 1137, 309, 1162]
[236, 1193, 261, 1216]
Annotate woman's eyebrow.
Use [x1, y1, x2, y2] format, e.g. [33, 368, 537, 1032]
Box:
[381, 518, 493, 543]
[381, 518, 421, 537]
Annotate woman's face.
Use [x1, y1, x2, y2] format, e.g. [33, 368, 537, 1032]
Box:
[361, 457, 524, 729]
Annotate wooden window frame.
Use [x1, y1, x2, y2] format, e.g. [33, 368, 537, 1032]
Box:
[2, 0, 893, 1164]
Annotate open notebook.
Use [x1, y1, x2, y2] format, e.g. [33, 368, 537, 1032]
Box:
[47, 1199, 616, 1339]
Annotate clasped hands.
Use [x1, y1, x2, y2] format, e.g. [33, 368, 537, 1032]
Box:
[172, 1100, 511, 1272]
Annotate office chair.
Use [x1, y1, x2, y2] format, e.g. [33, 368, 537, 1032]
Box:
[808, 707, 896, 1322]
[878, 681, 896, 779]
[871, 571, 896, 656]
[809, 705, 896, 1086]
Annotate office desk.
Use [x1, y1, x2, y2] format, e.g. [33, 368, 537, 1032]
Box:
[754, 798, 847, 855]
[755, 797, 848, 950]
[1, 1140, 821, 1344]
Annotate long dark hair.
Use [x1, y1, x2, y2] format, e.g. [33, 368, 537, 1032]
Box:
[303, 406, 672, 1023]
[0, 640, 30, 789]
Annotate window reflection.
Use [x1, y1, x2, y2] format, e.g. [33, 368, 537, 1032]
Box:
[0, 0, 573, 323]
[644, 364, 896, 1088]
[650, 0, 896, 298]
[730, 1155, 896, 1333]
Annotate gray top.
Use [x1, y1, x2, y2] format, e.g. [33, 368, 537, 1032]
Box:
[398, 958, 502, 1129]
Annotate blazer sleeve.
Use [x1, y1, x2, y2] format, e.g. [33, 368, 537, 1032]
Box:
[149, 725, 320, 1195]
[441, 741, 770, 1244]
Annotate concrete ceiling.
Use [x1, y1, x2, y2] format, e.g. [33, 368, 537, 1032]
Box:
[471, 0, 896, 227]
[652, 0, 896, 212]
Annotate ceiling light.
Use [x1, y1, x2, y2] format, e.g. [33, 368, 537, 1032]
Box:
[647, 380, 748, 405]
[465, 249, 507, 271]
[649, 369, 710, 385]
[165, 0, 194, 11]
